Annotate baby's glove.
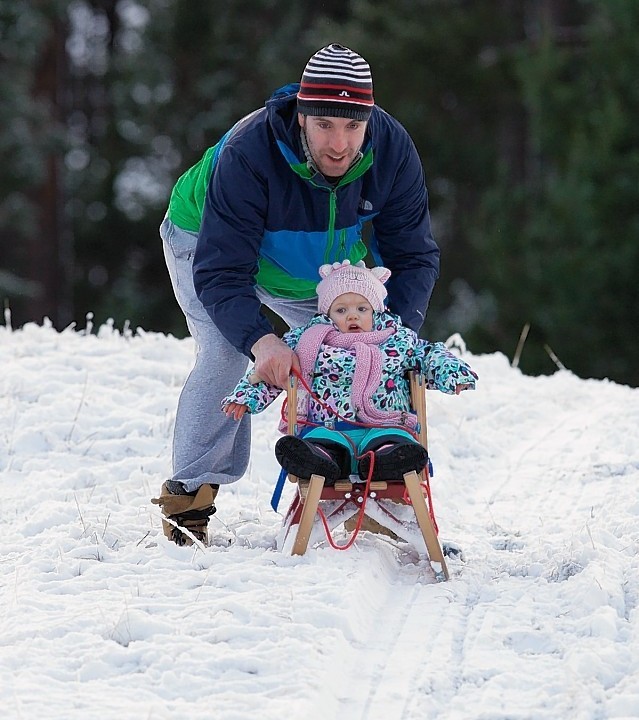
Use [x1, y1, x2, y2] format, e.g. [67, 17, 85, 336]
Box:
[425, 343, 478, 395]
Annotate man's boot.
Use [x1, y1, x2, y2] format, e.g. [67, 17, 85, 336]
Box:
[152, 482, 219, 546]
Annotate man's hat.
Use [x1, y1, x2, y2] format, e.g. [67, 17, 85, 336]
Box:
[297, 44, 374, 121]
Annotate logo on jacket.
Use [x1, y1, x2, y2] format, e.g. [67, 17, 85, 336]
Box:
[339, 91, 350, 97]
[359, 198, 373, 212]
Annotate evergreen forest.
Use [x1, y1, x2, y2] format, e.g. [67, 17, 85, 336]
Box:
[1, 0, 638, 386]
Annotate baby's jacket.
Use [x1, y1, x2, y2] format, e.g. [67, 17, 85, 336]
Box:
[222, 312, 477, 427]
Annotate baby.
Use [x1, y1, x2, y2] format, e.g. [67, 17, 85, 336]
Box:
[223, 261, 477, 483]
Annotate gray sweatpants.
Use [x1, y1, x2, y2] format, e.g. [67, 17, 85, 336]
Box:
[161, 216, 316, 492]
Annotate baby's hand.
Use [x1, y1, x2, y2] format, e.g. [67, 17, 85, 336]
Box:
[455, 384, 474, 395]
[223, 402, 249, 421]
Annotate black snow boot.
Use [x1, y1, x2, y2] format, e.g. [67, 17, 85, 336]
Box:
[275, 435, 350, 484]
[358, 437, 428, 482]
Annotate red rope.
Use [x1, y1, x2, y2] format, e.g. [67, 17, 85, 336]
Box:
[316, 451, 375, 551]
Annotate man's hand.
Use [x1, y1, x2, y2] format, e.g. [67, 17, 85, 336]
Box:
[250, 333, 300, 388]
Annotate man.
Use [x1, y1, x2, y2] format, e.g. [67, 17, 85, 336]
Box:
[152, 44, 440, 546]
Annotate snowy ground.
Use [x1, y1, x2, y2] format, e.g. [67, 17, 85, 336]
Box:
[1, 319, 638, 720]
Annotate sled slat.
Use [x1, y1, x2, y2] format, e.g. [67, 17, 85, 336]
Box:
[291, 474, 325, 555]
[403, 470, 449, 581]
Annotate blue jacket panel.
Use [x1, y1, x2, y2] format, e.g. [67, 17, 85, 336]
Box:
[193, 84, 440, 357]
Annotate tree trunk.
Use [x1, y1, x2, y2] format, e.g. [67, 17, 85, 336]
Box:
[25, 15, 73, 328]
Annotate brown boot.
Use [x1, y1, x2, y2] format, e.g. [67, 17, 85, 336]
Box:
[151, 482, 219, 546]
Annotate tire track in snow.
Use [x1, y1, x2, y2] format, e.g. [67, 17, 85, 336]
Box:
[329, 542, 474, 720]
[330, 402, 618, 718]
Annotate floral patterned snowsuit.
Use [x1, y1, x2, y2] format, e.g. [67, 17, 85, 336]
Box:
[222, 311, 477, 434]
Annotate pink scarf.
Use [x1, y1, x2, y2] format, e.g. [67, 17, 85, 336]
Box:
[293, 323, 417, 429]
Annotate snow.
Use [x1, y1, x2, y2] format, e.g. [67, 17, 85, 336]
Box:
[2, 319, 639, 720]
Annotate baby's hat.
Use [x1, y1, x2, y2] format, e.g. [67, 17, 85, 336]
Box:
[316, 260, 391, 314]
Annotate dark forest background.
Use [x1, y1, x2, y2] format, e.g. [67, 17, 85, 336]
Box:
[1, 0, 638, 386]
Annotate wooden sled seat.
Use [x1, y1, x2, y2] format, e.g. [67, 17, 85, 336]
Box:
[278, 372, 449, 582]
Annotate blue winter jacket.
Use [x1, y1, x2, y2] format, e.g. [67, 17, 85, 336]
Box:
[193, 84, 440, 358]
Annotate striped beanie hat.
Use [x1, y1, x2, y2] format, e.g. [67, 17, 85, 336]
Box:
[297, 44, 374, 121]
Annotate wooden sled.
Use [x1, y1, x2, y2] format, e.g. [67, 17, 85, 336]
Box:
[279, 372, 449, 582]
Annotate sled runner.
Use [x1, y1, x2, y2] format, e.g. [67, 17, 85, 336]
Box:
[277, 371, 449, 581]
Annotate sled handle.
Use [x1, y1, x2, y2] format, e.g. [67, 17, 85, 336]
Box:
[408, 371, 429, 452]
[287, 374, 298, 435]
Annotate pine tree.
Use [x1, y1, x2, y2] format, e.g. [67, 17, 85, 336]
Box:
[475, 0, 639, 384]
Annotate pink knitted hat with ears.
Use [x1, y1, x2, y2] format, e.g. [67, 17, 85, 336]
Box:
[316, 260, 391, 314]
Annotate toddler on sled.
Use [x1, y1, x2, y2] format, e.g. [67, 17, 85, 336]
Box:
[222, 261, 478, 485]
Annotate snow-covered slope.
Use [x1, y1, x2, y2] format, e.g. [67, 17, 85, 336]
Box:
[2, 322, 638, 720]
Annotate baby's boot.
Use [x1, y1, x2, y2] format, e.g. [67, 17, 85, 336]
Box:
[358, 437, 428, 481]
[275, 436, 350, 484]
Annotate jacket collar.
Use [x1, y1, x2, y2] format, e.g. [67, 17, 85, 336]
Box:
[267, 84, 374, 188]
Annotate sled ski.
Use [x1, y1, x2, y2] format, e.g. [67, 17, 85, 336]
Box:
[279, 372, 449, 582]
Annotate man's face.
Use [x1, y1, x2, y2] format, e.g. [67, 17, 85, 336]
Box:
[328, 292, 374, 333]
[298, 114, 367, 179]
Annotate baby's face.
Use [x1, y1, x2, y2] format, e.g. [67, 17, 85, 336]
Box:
[328, 293, 374, 333]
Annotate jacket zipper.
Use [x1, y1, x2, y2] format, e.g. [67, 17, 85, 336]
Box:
[324, 195, 349, 264]
[338, 228, 347, 260]
[306, 150, 373, 265]
[323, 188, 337, 264]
